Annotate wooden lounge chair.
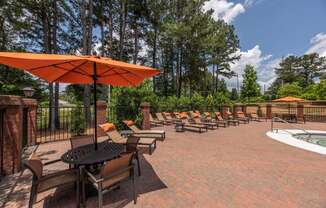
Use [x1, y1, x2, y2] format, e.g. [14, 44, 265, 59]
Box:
[179, 113, 207, 133]
[123, 120, 165, 140]
[99, 122, 156, 155]
[149, 114, 164, 126]
[249, 112, 262, 122]
[191, 112, 218, 129]
[215, 112, 239, 126]
[24, 153, 80, 208]
[236, 111, 250, 124]
[84, 152, 136, 208]
[156, 112, 173, 125]
[162, 112, 180, 124]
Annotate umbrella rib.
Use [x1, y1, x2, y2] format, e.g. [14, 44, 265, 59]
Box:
[29, 59, 83, 71]
[51, 64, 90, 76]
[51, 60, 89, 83]
[104, 67, 135, 86]
[100, 71, 130, 77]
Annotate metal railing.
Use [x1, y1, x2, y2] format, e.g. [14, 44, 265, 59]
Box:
[271, 116, 310, 136]
[36, 106, 94, 144]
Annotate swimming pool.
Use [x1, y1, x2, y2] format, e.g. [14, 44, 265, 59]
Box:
[266, 129, 326, 155]
[294, 133, 326, 147]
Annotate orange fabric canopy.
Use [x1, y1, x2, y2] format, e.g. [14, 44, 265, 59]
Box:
[272, 96, 305, 102]
[0, 52, 159, 86]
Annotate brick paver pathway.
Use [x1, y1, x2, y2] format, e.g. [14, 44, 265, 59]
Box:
[1, 121, 326, 208]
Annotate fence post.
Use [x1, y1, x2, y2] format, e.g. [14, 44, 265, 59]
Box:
[140, 102, 150, 130]
[96, 100, 107, 136]
[266, 104, 272, 119]
[297, 104, 304, 123]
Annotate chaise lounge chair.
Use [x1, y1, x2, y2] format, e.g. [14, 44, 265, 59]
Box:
[191, 112, 218, 129]
[215, 112, 239, 126]
[149, 114, 164, 126]
[162, 112, 180, 124]
[123, 120, 165, 140]
[99, 122, 157, 155]
[156, 112, 173, 125]
[236, 111, 250, 124]
[179, 113, 208, 133]
[249, 112, 263, 122]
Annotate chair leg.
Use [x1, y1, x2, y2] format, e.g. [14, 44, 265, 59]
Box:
[29, 184, 36, 208]
[98, 184, 103, 208]
[136, 153, 141, 176]
[132, 175, 137, 204]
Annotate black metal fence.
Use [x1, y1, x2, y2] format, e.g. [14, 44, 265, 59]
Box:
[304, 106, 326, 122]
[36, 106, 94, 143]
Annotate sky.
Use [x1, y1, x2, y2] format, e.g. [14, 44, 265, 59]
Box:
[203, 0, 326, 90]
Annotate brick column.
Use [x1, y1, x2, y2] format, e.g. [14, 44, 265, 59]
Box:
[96, 100, 107, 136]
[221, 105, 229, 119]
[140, 102, 150, 130]
[266, 104, 272, 119]
[0, 96, 38, 175]
[22, 98, 37, 145]
[297, 104, 304, 123]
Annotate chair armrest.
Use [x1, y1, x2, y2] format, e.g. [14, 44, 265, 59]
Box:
[40, 168, 78, 182]
[44, 159, 62, 166]
[84, 169, 101, 183]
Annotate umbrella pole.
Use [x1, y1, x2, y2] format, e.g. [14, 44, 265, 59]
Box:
[93, 62, 98, 150]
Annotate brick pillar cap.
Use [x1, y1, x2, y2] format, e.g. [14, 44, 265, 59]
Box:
[140, 102, 150, 108]
[22, 98, 37, 107]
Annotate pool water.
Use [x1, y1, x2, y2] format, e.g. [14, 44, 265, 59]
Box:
[294, 134, 326, 147]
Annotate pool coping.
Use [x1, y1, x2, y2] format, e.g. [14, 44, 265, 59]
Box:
[266, 129, 326, 155]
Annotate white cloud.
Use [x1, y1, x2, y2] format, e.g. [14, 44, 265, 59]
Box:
[306, 32, 326, 57]
[226, 45, 280, 90]
[203, 0, 245, 23]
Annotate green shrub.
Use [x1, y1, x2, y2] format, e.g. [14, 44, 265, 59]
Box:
[70, 103, 86, 136]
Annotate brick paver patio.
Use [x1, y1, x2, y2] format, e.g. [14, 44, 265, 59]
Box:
[1, 121, 326, 208]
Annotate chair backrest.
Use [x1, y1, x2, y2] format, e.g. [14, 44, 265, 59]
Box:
[107, 130, 124, 143]
[123, 120, 140, 133]
[100, 153, 133, 181]
[24, 153, 43, 180]
[237, 111, 246, 118]
[70, 135, 94, 149]
[126, 136, 140, 153]
[250, 112, 258, 118]
[149, 114, 156, 121]
[99, 122, 123, 142]
[215, 112, 223, 121]
[156, 113, 165, 120]
[204, 112, 211, 119]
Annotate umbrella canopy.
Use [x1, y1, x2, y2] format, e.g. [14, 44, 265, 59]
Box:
[272, 96, 305, 102]
[0, 52, 159, 86]
[0, 52, 160, 149]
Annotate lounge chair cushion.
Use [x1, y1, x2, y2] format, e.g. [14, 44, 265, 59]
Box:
[99, 123, 116, 132]
[123, 120, 135, 127]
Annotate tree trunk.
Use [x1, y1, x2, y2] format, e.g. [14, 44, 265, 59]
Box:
[80, 0, 93, 124]
[119, 1, 127, 60]
[152, 26, 157, 92]
[133, 23, 138, 64]
[52, 0, 60, 129]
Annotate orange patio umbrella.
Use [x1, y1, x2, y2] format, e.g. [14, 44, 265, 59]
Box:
[0, 52, 160, 149]
[272, 96, 305, 102]
[272, 96, 305, 115]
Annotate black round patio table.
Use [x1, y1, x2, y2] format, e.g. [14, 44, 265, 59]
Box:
[61, 141, 124, 166]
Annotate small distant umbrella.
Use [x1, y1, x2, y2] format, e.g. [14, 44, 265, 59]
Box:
[272, 96, 305, 115]
[0, 52, 160, 149]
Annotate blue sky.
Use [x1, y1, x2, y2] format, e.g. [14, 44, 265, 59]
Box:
[203, 0, 326, 89]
